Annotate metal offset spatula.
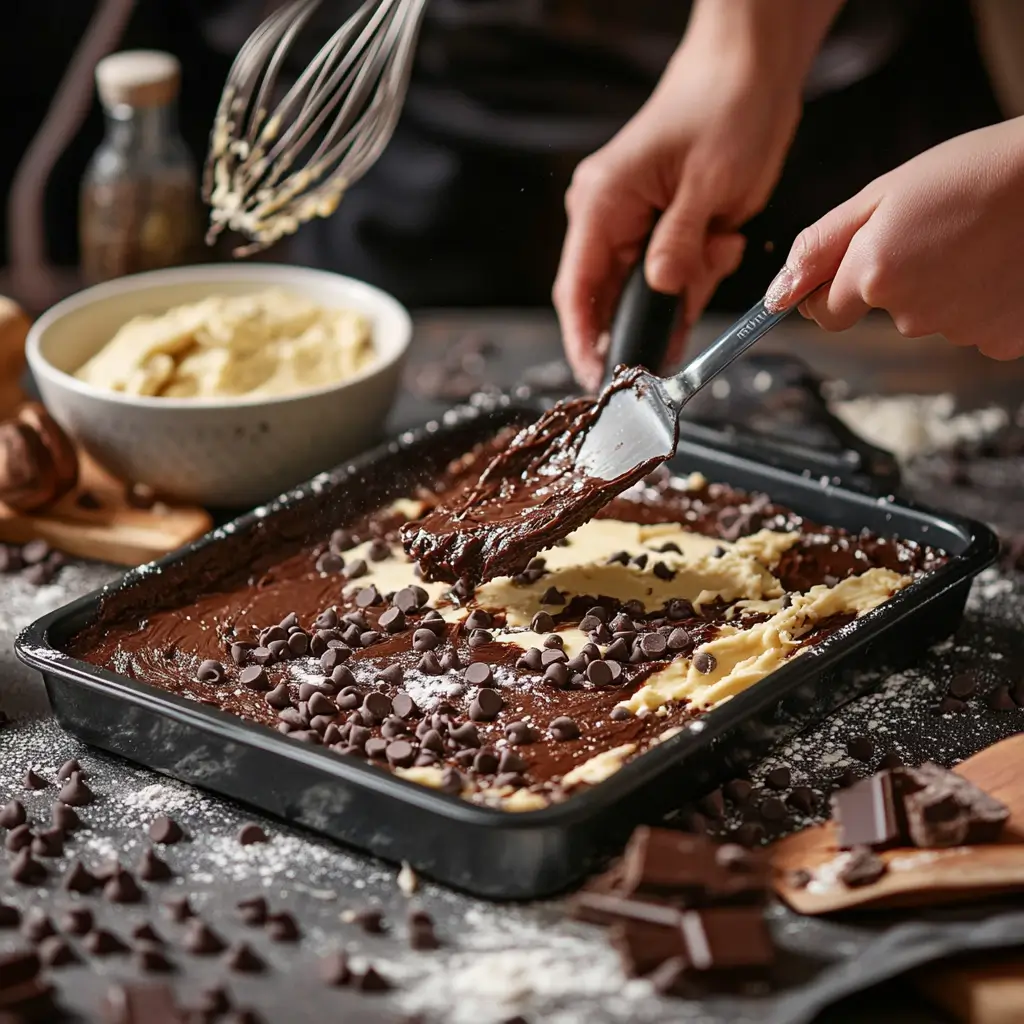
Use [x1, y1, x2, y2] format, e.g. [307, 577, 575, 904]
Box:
[577, 253, 795, 484]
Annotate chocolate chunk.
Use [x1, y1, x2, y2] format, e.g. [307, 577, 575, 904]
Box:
[692, 650, 716, 674]
[354, 966, 391, 992]
[469, 686, 503, 721]
[161, 896, 194, 924]
[58, 771, 92, 806]
[0, 800, 26, 829]
[948, 672, 978, 700]
[30, 828, 64, 858]
[56, 758, 82, 781]
[9, 848, 45, 884]
[84, 928, 128, 955]
[20, 907, 55, 942]
[237, 896, 268, 926]
[266, 911, 300, 942]
[237, 823, 268, 846]
[765, 766, 792, 790]
[847, 735, 875, 762]
[900, 762, 1009, 847]
[839, 845, 888, 887]
[320, 950, 352, 986]
[138, 848, 172, 882]
[21, 769, 46, 791]
[787, 786, 817, 815]
[61, 859, 97, 893]
[183, 920, 226, 954]
[104, 867, 143, 903]
[831, 772, 901, 849]
[549, 716, 579, 741]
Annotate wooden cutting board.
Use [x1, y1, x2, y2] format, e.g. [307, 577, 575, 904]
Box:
[771, 734, 1024, 915]
[0, 298, 212, 565]
[913, 954, 1024, 1024]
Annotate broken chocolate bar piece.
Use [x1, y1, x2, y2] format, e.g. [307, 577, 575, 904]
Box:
[105, 982, 186, 1023]
[619, 827, 769, 905]
[568, 892, 685, 929]
[899, 762, 1009, 848]
[831, 772, 902, 849]
[611, 919, 687, 977]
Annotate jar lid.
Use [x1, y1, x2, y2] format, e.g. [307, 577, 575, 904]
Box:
[95, 50, 181, 110]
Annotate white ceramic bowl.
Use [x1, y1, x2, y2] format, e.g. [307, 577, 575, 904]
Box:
[27, 264, 412, 507]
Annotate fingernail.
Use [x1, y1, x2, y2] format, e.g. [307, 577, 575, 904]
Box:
[764, 266, 796, 311]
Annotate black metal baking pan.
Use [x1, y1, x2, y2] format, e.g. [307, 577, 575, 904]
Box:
[15, 392, 999, 899]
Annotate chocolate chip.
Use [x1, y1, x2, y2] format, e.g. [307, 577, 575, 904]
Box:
[251, 646, 275, 666]
[22, 769, 46, 790]
[0, 799, 26, 829]
[938, 696, 968, 715]
[632, 554, 649, 569]
[639, 632, 667, 659]
[540, 586, 565, 605]
[948, 672, 978, 700]
[652, 561, 675, 581]
[462, 609, 491, 631]
[83, 928, 128, 955]
[361, 691, 392, 723]
[787, 786, 817, 814]
[307, 691, 335, 717]
[21, 907, 55, 942]
[5, 824, 32, 851]
[988, 685, 1017, 711]
[463, 662, 494, 687]
[697, 789, 725, 818]
[138, 848, 172, 882]
[104, 867, 142, 903]
[132, 923, 163, 944]
[320, 950, 352, 986]
[267, 639, 291, 660]
[58, 771, 92, 806]
[368, 539, 391, 561]
[610, 706, 633, 721]
[418, 651, 443, 675]
[331, 664, 355, 689]
[31, 828, 64, 858]
[505, 721, 535, 745]
[330, 529, 353, 553]
[528, 611, 555, 635]
[266, 912, 300, 942]
[587, 660, 620, 687]
[543, 662, 569, 688]
[355, 965, 392, 992]
[392, 692, 419, 720]
[766, 766, 792, 790]
[839, 845, 888, 887]
[549, 716, 579, 741]
[237, 823, 268, 846]
[412, 628, 439, 652]
[835, 767, 861, 788]
[759, 796, 786, 821]
[440, 767, 464, 795]
[541, 647, 568, 665]
[469, 687, 503, 722]
[692, 650, 716, 674]
[9, 848, 46, 884]
[365, 738, 388, 759]
[498, 749, 528, 775]
[61, 859, 97, 893]
[162, 896, 194, 922]
[879, 750, 904, 770]
[449, 722, 480, 748]
[473, 748, 499, 774]
[183, 919, 226, 954]
[51, 802, 81, 832]
[733, 822, 765, 848]
[376, 664, 404, 687]
[236, 664, 269, 693]
[469, 628, 493, 648]
[847, 735, 875, 762]
[60, 907, 92, 935]
[0, 902, 18, 929]
[666, 599, 692, 621]
[379, 607, 407, 634]
[352, 908, 386, 933]
[516, 647, 542, 672]
[316, 551, 345, 574]
[136, 947, 174, 973]
[287, 631, 310, 657]
[578, 615, 602, 634]
[386, 741, 416, 768]
[198, 985, 232, 1015]
[355, 585, 382, 608]
[344, 558, 368, 580]
[236, 897, 268, 926]
[56, 758, 82, 781]
[196, 659, 226, 683]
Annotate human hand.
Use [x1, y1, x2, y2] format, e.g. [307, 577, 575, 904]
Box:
[765, 117, 1024, 360]
[553, 0, 843, 391]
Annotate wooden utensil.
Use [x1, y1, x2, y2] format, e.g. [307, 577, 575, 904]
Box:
[0, 298, 211, 565]
[772, 734, 1024, 915]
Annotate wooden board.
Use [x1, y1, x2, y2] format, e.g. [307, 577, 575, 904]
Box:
[771, 734, 1024, 915]
[0, 298, 212, 566]
[913, 953, 1024, 1024]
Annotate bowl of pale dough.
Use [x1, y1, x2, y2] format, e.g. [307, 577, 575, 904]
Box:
[26, 264, 412, 508]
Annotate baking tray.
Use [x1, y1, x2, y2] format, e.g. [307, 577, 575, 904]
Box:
[15, 392, 999, 899]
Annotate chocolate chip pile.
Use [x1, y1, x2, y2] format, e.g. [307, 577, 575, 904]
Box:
[0, 754, 433, 1022]
[569, 826, 777, 997]
[0, 538, 67, 587]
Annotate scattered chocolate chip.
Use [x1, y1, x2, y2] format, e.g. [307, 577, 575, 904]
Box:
[330, 529, 353, 553]
[315, 551, 345, 574]
[21, 769, 46, 791]
[879, 750, 904, 770]
[30, 828, 64, 858]
[38, 935, 78, 968]
[5, 824, 33, 852]
[377, 664, 405, 687]
[543, 663, 569, 688]
[61, 859, 97, 893]
[610, 706, 633, 721]
[638, 632, 667, 659]
[549, 716, 580, 741]
[539, 586, 565, 605]
[240, 665, 271, 691]
[20, 907, 55, 942]
[136, 947, 175, 973]
[162, 896, 194, 922]
[138, 848, 172, 882]
[938, 696, 968, 715]
[365, 738, 388, 759]
[787, 786, 817, 815]
[392, 692, 419, 720]
[505, 721, 535, 745]
[469, 628, 494, 648]
[408, 910, 439, 950]
[56, 758, 82, 781]
[237, 896, 268, 926]
[847, 736, 875, 762]
[148, 815, 184, 845]
[733, 822, 765, 847]
[58, 771, 93, 806]
[321, 950, 352, 986]
[766, 766, 792, 790]
[368, 538, 391, 561]
[724, 779, 753, 806]
[692, 651, 717, 674]
[379, 607, 407, 634]
[50, 802, 80, 832]
[696, 789, 725, 819]
[60, 907, 92, 935]
[197, 984, 232, 1015]
[988, 685, 1017, 711]
[131, 922, 163, 944]
[266, 911, 300, 942]
[948, 672, 978, 700]
[104, 867, 143, 904]
[465, 609, 492, 631]
[758, 796, 786, 821]
[237, 823, 268, 846]
[0, 800, 26, 829]
[183, 920, 226, 955]
[84, 928, 128, 955]
[440, 768, 464, 795]
[386, 740, 416, 768]
[839, 845, 888, 887]
[0, 902, 19, 928]
[652, 561, 675, 581]
[354, 965, 392, 992]
[412, 628, 439, 653]
[464, 662, 494, 687]
[469, 686, 503, 722]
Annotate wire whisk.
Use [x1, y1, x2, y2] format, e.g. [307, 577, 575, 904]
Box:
[204, 0, 428, 256]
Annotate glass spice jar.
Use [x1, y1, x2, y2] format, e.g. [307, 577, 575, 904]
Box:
[80, 50, 202, 283]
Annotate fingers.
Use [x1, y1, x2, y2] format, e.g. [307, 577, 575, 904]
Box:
[765, 189, 879, 312]
[645, 179, 710, 295]
[798, 253, 872, 332]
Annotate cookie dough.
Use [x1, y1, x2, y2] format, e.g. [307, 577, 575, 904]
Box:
[76, 288, 375, 400]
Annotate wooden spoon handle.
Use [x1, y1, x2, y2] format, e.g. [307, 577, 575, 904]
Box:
[0, 297, 30, 417]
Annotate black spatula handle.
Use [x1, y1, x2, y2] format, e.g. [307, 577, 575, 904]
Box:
[603, 235, 680, 386]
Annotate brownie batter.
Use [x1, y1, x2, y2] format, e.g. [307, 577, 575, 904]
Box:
[70, 435, 946, 812]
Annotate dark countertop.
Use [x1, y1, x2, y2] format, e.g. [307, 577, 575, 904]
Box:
[1, 310, 1022, 1024]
